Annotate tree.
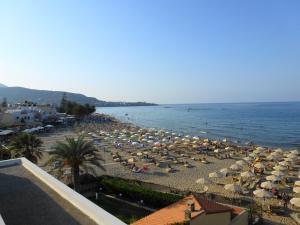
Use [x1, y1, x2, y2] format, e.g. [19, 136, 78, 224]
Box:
[48, 136, 105, 191]
[9, 133, 43, 163]
[58, 93, 67, 113]
[0, 144, 11, 160]
[1, 97, 7, 107]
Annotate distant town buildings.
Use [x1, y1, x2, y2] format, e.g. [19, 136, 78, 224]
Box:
[0, 102, 58, 128]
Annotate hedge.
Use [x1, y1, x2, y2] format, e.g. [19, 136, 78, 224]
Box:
[99, 177, 183, 208]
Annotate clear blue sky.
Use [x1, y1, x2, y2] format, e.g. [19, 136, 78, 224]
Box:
[0, 0, 299, 104]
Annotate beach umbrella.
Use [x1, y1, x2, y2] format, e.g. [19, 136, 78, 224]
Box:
[284, 157, 294, 162]
[293, 187, 300, 193]
[236, 160, 247, 166]
[273, 165, 287, 171]
[266, 155, 277, 161]
[287, 153, 298, 159]
[274, 148, 283, 153]
[224, 184, 241, 193]
[254, 162, 265, 169]
[266, 175, 281, 182]
[136, 152, 143, 156]
[270, 152, 280, 157]
[253, 189, 273, 198]
[241, 171, 255, 178]
[196, 178, 211, 185]
[209, 172, 222, 178]
[295, 181, 300, 187]
[243, 157, 252, 162]
[230, 164, 242, 171]
[271, 170, 285, 176]
[249, 153, 257, 158]
[290, 198, 300, 207]
[279, 161, 290, 166]
[214, 149, 221, 153]
[290, 150, 299, 155]
[261, 181, 277, 190]
[219, 168, 229, 176]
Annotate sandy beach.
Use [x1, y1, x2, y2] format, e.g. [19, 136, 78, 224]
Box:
[38, 118, 300, 225]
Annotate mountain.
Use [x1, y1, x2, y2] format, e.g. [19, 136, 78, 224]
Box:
[0, 86, 156, 107]
[0, 83, 7, 88]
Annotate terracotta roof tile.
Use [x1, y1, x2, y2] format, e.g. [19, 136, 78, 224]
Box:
[131, 195, 235, 225]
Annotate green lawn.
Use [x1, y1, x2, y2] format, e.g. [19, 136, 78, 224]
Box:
[90, 194, 152, 224]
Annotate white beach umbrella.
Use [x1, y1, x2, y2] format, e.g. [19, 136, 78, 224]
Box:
[295, 181, 300, 187]
[214, 149, 221, 153]
[249, 153, 257, 158]
[243, 157, 252, 162]
[288, 155, 298, 160]
[284, 157, 294, 162]
[274, 148, 283, 153]
[254, 162, 265, 169]
[224, 184, 242, 193]
[261, 181, 277, 190]
[270, 152, 281, 157]
[241, 171, 255, 178]
[236, 160, 247, 166]
[271, 170, 285, 176]
[290, 150, 299, 155]
[230, 164, 242, 171]
[266, 155, 277, 161]
[279, 161, 290, 166]
[293, 187, 300, 193]
[196, 178, 211, 185]
[253, 189, 273, 198]
[209, 172, 222, 178]
[273, 165, 287, 171]
[266, 175, 281, 182]
[290, 198, 300, 207]
[219, 168, 229, 176]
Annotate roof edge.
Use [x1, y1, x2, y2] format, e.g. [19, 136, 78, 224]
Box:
[0, 158, 126, 225]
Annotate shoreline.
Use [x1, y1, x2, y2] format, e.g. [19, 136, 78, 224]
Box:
[39, 114, 300, 225]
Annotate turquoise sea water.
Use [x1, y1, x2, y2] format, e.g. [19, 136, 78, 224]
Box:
[96, 102, 300, 149]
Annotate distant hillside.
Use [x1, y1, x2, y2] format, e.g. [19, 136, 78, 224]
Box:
[0, 86, 156, 107]
[0, 83, 7, 88]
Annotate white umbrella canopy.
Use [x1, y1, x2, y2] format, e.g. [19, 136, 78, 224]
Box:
[287, 153, 298, 159]
[230, 164, 242, 171]
[284, 157, 294, 162]
[290, 150, 299, 155]
[209, 172, 223, 178]
[224, 184, 242, 193]
[271, 170, 285, 176]
[236, 160, 247, 166]
[274, 148, 283, 153]
[295, 181, 300, 187]
[266, 175, 281, 182]
[219, 168, 229, 176]
[293, 187, 300, 193]
[196, 178, 212, 185]
[273, 165, 287, 171]
[291, 198, 300, 207]
[249, 153, 257, 158]
[254, 162, 265, 169]
[279, 161, 290, 166]
[241, 171, 255, 178]
[266, 155, 277, 161]
[253, 189, 273, 198]
[261, 181, 277, 190]
[243, 157, 252, 162]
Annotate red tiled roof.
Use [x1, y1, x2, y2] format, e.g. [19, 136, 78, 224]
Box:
[131, 195, 234, 225]
[196, 197, 232, 214]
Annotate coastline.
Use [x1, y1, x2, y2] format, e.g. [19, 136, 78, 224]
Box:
[39, 114, 300, 225]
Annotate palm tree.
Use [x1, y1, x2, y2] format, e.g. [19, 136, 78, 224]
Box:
[9, 132, 43, 163]
[49, 135, 105, 191]
[0, 144, 11, 160]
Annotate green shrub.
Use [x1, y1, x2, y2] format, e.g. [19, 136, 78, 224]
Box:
[99, 177, 182, 208]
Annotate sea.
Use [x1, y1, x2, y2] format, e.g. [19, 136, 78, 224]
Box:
[96, 102, 300, 149]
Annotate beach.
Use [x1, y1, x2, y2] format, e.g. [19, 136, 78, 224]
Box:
[39, 116, 300, 225]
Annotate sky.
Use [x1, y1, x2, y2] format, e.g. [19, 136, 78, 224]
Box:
[0, 0, 300, 104]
